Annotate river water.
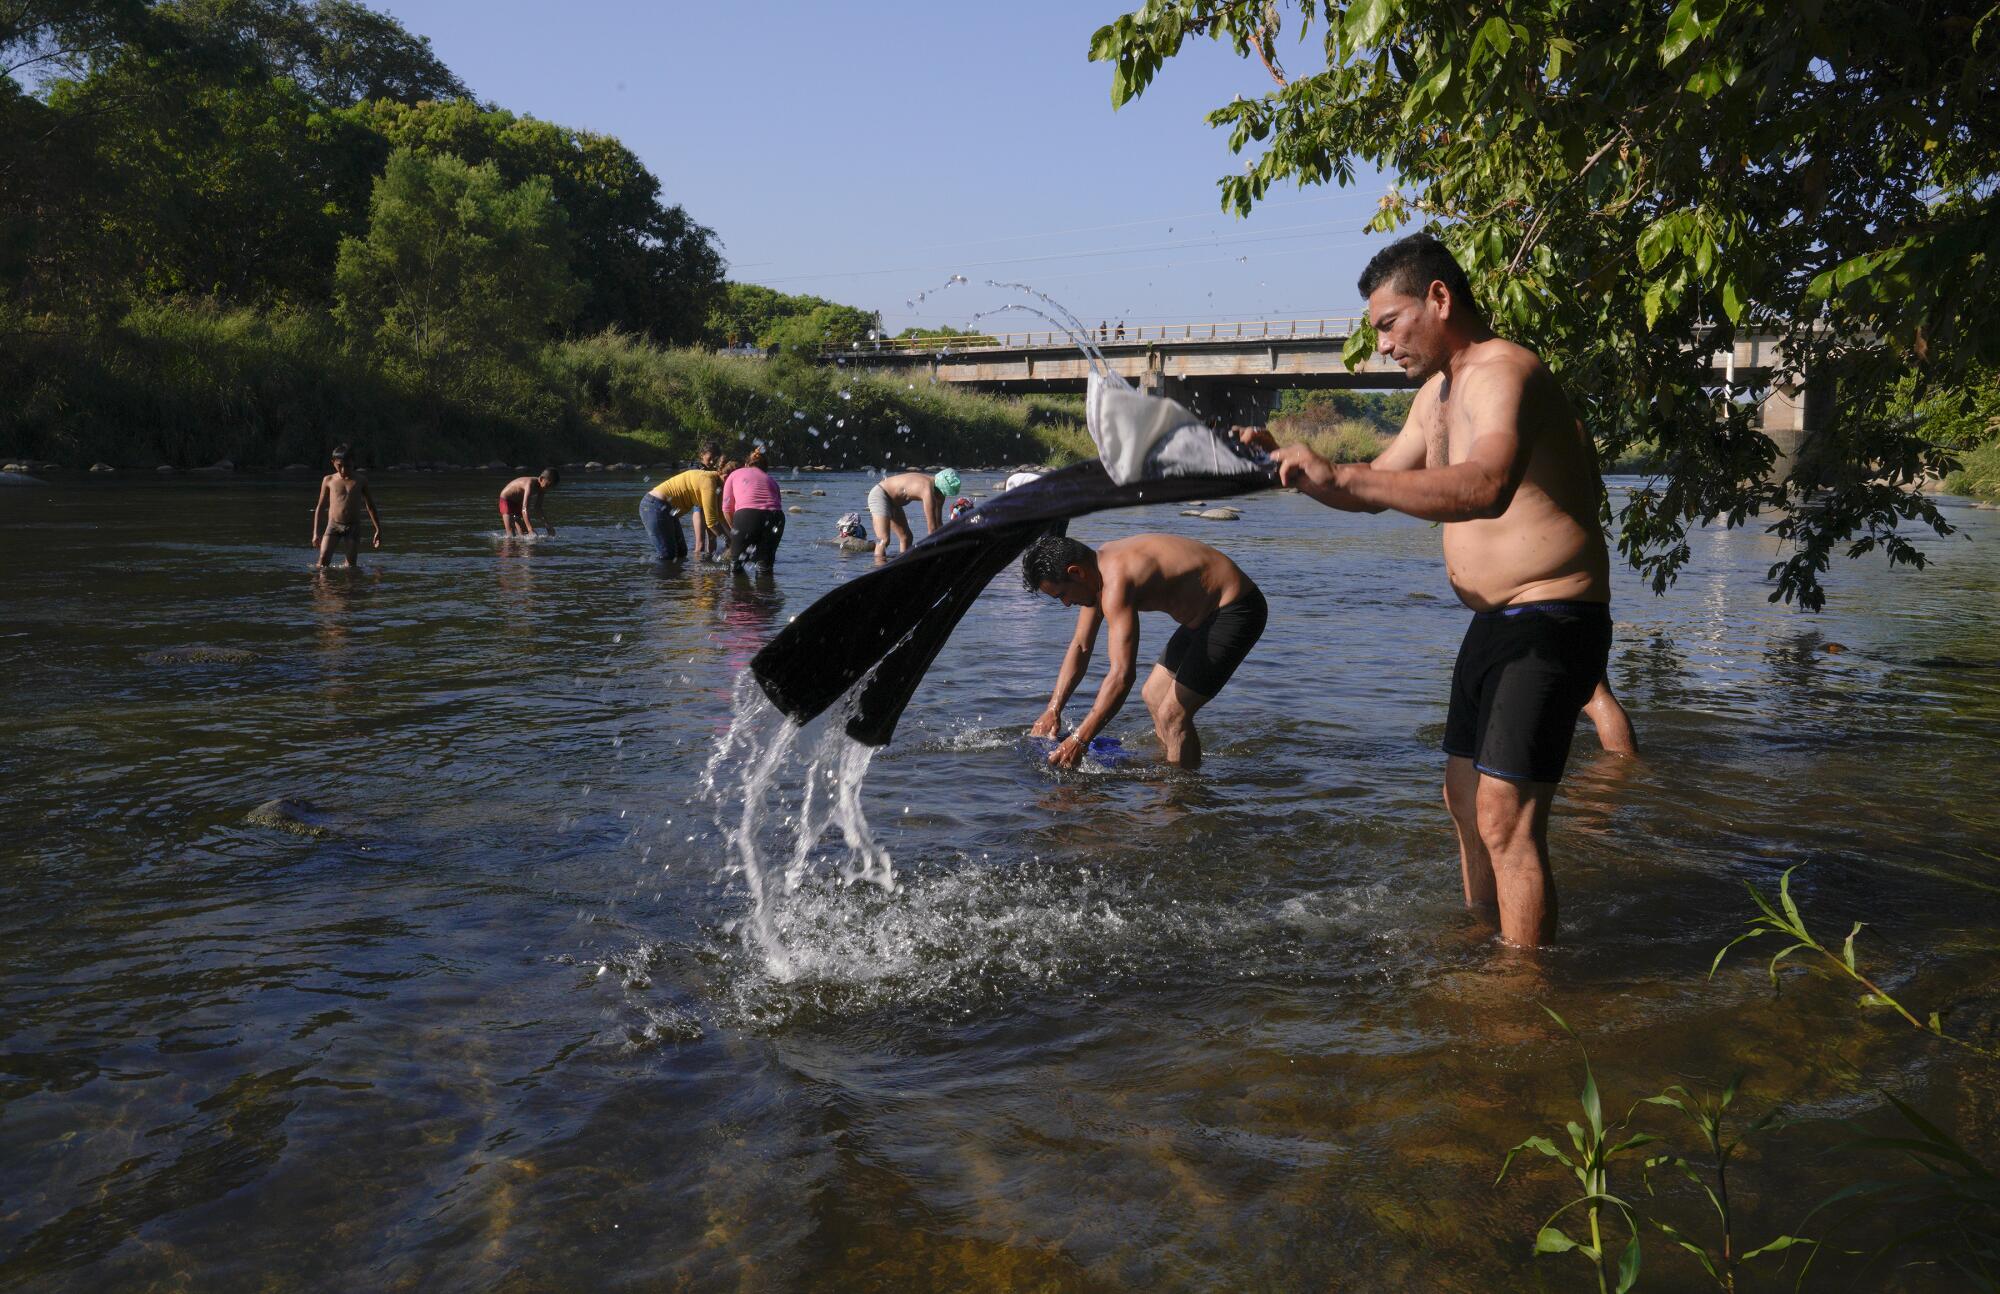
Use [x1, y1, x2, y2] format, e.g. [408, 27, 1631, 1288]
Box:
[3, 470, 1998, 1290]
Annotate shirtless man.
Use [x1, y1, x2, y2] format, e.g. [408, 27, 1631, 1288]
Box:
[1023, 533, 1267, 771]
[1247, 232, 1613, 946]
[309, 444, 381, 567]
[868, 468, 959, 562]
[498, 469, 558, 537]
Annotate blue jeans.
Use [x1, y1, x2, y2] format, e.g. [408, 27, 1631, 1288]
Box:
[640, 493, 687, 561]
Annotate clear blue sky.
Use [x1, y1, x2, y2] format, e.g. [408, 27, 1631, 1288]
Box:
[374, 1, 1394, 334]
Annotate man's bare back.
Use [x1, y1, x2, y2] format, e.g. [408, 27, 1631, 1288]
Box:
[877, 471, 938, 507]
[1093, 534, 1252, 624]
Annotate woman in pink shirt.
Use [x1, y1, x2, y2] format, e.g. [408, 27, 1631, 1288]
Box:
[721, 449, 786, 566]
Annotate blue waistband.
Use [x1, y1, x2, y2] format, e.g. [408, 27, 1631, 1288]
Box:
[1472, 598, 1610, 620]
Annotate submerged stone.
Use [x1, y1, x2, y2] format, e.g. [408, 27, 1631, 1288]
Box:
[245, 797, 333, 838]
[145, 645, 258, 666]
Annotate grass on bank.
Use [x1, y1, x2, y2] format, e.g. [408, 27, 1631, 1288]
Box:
[1943, 439, 2000, 501]
[0, 304, 1091, 471]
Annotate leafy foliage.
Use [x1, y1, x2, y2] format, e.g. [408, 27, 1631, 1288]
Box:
[349, 99, 723, 343]
[333, 148, 578, 404]
[1090, 0, 2000, 608]
[704, 282, 880, 352]
[1498, 1007, 1654, 1293]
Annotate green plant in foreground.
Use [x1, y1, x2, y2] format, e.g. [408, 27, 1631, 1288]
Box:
[1805, 1092, 2000, 1288]
[1711, 865, 1996, 1059]
[1642, 1076, 1811, 1289]
[1499, 1006, 1656, 1293]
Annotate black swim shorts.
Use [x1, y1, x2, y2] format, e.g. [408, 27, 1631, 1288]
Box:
[1158, 585, 1268, 699]
[1442, 599, 1612, 783]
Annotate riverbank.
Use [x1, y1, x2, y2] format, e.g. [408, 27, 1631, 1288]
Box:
[1945, 440, 2000, 502]
[0, 304, 1094, 473]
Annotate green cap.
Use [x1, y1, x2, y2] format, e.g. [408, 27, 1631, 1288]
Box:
[934, 468, 961, 497]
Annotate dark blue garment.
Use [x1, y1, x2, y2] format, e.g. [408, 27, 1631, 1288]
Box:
[640, 492, 687, 561]
[751, 456, 1276, 746]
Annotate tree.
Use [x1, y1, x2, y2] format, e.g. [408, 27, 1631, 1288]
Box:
[160, 0, 469, 107]
[1091, 1, 2000, 608]
[333, 148, 578, 403]
[41, 57, 378, 305]
[348, 98, 723, 343]
[760, 301, 879, 354]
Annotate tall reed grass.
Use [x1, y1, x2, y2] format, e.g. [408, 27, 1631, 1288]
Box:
[0, 304, 1092, 470]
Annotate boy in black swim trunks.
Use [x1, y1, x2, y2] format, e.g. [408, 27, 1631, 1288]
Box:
[1022, 533, 1266, 771]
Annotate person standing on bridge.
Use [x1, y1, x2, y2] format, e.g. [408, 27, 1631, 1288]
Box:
[1242, 232, 1617, 949]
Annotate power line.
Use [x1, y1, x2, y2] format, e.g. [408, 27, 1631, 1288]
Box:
[754, 219, 1379, 285]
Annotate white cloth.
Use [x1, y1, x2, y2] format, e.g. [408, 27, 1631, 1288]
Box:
[1084, 371, 1266, 485]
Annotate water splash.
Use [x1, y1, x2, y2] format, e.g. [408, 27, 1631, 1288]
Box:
[704, 676, 897, 981]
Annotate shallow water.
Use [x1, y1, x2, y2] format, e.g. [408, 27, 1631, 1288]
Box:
[4, 470, 1999, 1290]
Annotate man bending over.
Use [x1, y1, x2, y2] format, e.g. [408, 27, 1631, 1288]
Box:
[1023, 533, 1266, 771]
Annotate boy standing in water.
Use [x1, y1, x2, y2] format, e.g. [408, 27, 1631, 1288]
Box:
[498, 469, 559, 537]
[310, 444, 382, 567]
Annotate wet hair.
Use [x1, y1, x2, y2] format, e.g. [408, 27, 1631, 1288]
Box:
[539, 467, 560, 486]
[1020, 533, 1093, 592]
[330, 443, 350, 461]
[697, 439, 720, 461]
[1356, 232, 1479, 316]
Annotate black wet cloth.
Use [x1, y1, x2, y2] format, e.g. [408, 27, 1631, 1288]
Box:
[1442, 599, 1612, 783]
[726, 508, 785, 566]
[751, 457, 1276, 746]
[1158, 586, 1267, 699]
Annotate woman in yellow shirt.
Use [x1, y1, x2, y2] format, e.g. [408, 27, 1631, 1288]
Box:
[642, 465, 732, 561]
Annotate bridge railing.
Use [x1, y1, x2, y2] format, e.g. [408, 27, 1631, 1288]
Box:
[822, 315, 1368, 357]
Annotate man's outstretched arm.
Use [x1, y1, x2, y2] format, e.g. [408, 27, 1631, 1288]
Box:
[1275, 367, 1532, 521]
[1031, 606, 1103, 737]
[1051, 591, 1137, 766]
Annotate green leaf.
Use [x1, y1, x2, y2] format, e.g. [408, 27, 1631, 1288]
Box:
[1643, 278, 1667, 330]
[1857, 993, 1895, 1008]
[1346, 0, 1400, 48]
[1614, 1232, 1643, 1293]
[1742, 1234, 1815, 1259]
[1777, 867, 1806, 932]
[1710, 927, 1765, 977]
[1842, 921, 1862, 970]
[1719, 276, 1746, 323]
[1535, 1226, 1579, 1254]
[1341, 321, 1377, 371]
[1636, 216, 1678, 271]
[1476, 15, 1513, 57]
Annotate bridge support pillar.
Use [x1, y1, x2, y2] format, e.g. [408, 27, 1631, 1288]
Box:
[1756, 373, 1831, 477]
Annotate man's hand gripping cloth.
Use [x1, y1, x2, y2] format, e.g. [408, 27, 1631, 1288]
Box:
[749, 373, 1279, 746]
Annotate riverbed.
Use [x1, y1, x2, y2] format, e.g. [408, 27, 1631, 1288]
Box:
[3, 471, 1997, 1289]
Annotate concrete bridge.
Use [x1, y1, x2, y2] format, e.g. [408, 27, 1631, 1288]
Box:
[821, 316, 1822, 461]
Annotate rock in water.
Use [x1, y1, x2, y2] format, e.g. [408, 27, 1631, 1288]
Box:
[145, 645, 258, 666]
[90, 462, 115, 473]
[246, 797, 332, 838]
[1181, 507, 1241, 520]
[0, 471, 44, 487]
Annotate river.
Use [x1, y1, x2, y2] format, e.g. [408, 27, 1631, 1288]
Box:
[3, 470, 1997, 1290]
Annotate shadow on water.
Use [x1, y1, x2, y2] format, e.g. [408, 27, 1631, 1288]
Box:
[3, 474, 1999, 1289]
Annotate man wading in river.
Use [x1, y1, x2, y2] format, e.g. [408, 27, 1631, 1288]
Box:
[1245, 233, 1613, 948]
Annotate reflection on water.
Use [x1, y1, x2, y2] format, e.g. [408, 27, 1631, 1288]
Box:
[3, 473, 1999, 1290]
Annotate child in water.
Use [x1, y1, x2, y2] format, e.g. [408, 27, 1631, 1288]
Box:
[498, 469, 559, 537]
[310, 444, 382, 567]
